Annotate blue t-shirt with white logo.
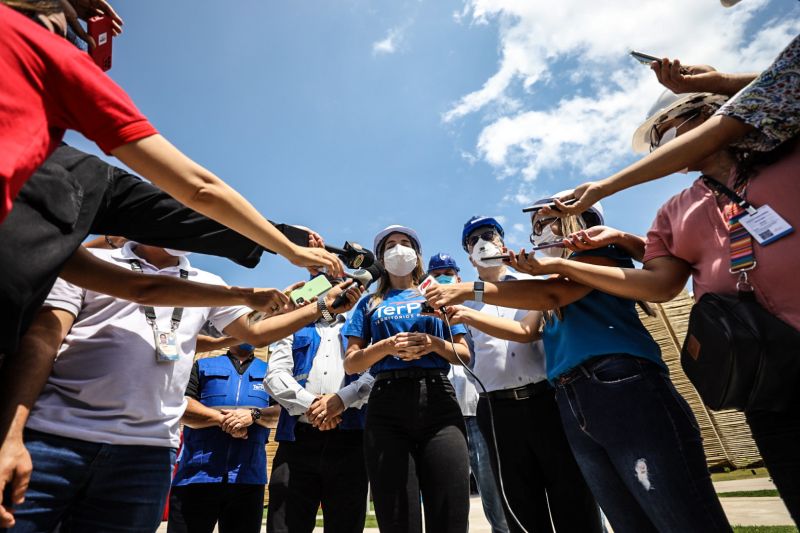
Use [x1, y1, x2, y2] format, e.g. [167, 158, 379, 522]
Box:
[343, 289, 467, 375]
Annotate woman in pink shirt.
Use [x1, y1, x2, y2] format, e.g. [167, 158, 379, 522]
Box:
[509, 91, 800, 525]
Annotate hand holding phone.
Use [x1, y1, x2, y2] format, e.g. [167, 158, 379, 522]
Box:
[290, 275, 332, 306]
[87, 16, 113, 71]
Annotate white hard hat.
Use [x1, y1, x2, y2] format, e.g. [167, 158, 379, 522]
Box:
[631, 91, 730, 153]
[524, 189, 605, 228]
[373, 225, 421, 255]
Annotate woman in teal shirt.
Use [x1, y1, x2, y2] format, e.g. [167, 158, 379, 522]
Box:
[425, 198, 731, 533]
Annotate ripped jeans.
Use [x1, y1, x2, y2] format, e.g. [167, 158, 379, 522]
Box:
[554, 355, 731, 533]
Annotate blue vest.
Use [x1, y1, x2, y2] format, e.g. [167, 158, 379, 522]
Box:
[173, 355, 271, 486]
[275, 323, 367, 442]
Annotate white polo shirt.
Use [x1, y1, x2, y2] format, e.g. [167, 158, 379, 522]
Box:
[465, 272, 547, 393]
[26, 244, 249, 448]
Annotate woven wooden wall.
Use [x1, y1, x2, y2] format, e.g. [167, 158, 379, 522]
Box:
[638, 291, 762, 468]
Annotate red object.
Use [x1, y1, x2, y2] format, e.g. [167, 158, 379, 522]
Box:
[87, 16, 113, 71]
[0, 4, 157, 223]
[163, 432, 184, 521]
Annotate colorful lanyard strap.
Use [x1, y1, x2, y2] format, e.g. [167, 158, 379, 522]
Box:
[130, 259, 189, 331]
[701, 176, 757, 285]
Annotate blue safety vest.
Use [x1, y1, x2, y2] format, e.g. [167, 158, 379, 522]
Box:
[275, 323, 367, 442]
[173, 355, 271, 486]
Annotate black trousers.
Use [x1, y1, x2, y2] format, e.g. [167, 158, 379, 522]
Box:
[266, 424, 367, 533]
[746, 390, 800, 525]
[0, 144, 263, 355]
[365, 373, 470, 533]
[476, 388, 603, 533]
[166, 482, 265, 533]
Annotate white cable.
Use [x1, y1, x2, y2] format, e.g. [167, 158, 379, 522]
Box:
[442, 312, 530, 533]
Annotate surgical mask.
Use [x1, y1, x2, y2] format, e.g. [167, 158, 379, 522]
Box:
[238, 343, 255, 353]
[471, 238, 505, 268]
[531, 226, 564, 258]
[383, 245, 418, 276]
[435, 275, 455, 285]
[164, 248, 192, 257]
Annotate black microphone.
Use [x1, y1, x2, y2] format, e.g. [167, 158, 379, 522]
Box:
[332, 262, 385, 309]
[324, 241, 375, 270]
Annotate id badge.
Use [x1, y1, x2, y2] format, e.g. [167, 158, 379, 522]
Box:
[154, 329, 179, 362]
[738, 205, 794, 245]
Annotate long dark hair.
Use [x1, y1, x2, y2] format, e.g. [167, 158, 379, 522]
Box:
[2, 0, 62, 14]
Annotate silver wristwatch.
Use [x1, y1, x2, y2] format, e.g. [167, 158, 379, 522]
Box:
[473, 281, 485, 303]
[317, 295, 336, 323]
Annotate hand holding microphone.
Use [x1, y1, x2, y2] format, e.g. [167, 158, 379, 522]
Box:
[331, 262, 386, 309]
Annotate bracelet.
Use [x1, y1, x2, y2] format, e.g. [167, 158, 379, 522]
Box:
[317, 295, 336, 323]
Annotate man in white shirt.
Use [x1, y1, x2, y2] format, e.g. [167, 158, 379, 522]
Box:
[3, 242, 361, 533]
[265, 286, 374, 533]
[451, 217, 602, 533]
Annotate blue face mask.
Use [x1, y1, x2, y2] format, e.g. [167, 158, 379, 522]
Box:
[238, 343, 255, 353]
[435, 275, 455, 285]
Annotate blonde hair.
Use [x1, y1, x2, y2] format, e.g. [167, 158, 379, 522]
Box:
[541, 213, 585, 325]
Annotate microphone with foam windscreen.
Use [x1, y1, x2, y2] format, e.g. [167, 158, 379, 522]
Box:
[332, 262, 386, 309]
[324, 242, 375, 270]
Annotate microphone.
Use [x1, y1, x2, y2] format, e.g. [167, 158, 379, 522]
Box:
[324, 241, 375, 270]
[332, 262, 385, 309]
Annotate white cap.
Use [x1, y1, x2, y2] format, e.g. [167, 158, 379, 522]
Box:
[631, 91, 730, 153]
[373, 225, 421, 255]
[524, 189, 605, 227]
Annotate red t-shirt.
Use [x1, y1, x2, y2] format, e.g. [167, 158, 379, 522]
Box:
[0, 4, 158, 222]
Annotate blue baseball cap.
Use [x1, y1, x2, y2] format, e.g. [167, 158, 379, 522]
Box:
[427, 253, 460, 274]
[462, 216, 504, 251]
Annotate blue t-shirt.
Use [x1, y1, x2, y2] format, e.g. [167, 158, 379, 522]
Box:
[541, 246, 664, 381]
[342, 289, 468, 375]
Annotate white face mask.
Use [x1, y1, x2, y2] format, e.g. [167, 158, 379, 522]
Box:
[531, 226, 565, 258]
[383, 244, 418, 276]
[471, 238, 505, 268]
[164, 248, 192, 257]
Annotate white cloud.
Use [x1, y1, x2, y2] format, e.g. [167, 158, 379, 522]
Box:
[445, 0, 797, 202]
[373, 26, 405, 56]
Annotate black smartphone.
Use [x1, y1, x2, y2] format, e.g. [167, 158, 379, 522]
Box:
[523, 197, 577, 213]
[482, 254, 511, 261]
[630, 50, 660, 64]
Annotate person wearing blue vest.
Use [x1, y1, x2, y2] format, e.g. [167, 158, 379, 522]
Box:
[343, 225, 472, 533]
[265, 278, 373, 533]
[424, 195, 732, 533]
[167, 343, 276, 533]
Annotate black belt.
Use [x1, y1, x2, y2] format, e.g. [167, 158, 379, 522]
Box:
[375, 368, 446, 382]
[479, 380, 552, 401]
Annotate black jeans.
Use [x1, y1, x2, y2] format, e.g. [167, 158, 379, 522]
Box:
[266, 425, 368, 533]
[0, 144, 263, 355]
[167, 482, 265, 533]
[476, 388, 602, 533]
[555, 355, 731, 533]
[746, 389, 800, 525]
[365, 373, 469, 533]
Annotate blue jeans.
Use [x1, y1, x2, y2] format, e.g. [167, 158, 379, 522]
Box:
[554, 355, 731, 533]
[8, 429, 176, 533]
[465, 417, 509, 533]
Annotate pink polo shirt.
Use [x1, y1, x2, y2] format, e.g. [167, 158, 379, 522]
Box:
[644, 141, 800, 330]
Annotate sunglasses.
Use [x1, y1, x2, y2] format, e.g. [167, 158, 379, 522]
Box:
[530, 217, 559, 242]
[467, 230, 499, 248]
[649, 112, 700, 152]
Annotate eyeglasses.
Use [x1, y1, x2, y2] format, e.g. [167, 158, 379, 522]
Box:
[530, 217, 559, 241]
[649, 112, 699, 152]
[467, 230, 498, 248]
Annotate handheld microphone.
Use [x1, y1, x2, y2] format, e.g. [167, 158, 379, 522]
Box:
[332, 262, 385, 309]
[324, 241, 375, 270]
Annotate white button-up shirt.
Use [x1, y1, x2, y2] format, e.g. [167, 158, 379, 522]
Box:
[465, 272, 547, 392]
[265, 321, 373, 423]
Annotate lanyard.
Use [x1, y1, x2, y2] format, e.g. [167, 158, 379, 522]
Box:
[702, 176, 757, 284]
[130, 259, 188, 331]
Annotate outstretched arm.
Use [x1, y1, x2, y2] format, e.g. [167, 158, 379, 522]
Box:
[445, 306, 541, 343]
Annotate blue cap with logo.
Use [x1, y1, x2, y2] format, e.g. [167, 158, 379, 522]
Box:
[462, 216, 504, 251]
[427, 253, 460, 274]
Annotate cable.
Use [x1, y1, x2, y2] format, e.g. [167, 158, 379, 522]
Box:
[441, 312, 530, 533]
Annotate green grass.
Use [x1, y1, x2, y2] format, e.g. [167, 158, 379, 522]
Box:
[732, 527, 798, 533]
[719, 490, 780, 498]
[712, 467, 769, 482]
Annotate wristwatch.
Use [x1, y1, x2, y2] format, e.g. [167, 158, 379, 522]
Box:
[473, 281, 485, 303]
[250, 408, 262, 421]
[317, 295, 336, 323]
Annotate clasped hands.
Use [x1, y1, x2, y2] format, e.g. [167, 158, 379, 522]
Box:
[218, 408, 255, 439]
[305, 393, 345, 431]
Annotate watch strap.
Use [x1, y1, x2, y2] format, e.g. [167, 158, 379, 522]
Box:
[473, 281, 485, 303]
[250, 408, 262, 421]
[317, 295, 335, 323]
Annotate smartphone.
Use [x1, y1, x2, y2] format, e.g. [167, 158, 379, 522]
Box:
[531, 241, 566, 251]
[290, 275, 332, 306]
[630, 50, 660, 65]
[522, 197, 577, 213]
[482, 254, 511, 262]
[87, 16, 113, 71]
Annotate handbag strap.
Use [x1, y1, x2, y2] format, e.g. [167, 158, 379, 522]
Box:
[702, 176, 757, 290]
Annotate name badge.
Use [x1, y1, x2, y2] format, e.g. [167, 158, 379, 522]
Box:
[738, 205, 794, 245]
[154, 329, 179, 362]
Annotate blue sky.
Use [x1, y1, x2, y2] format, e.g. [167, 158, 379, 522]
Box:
[68, 0, 798, 289]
